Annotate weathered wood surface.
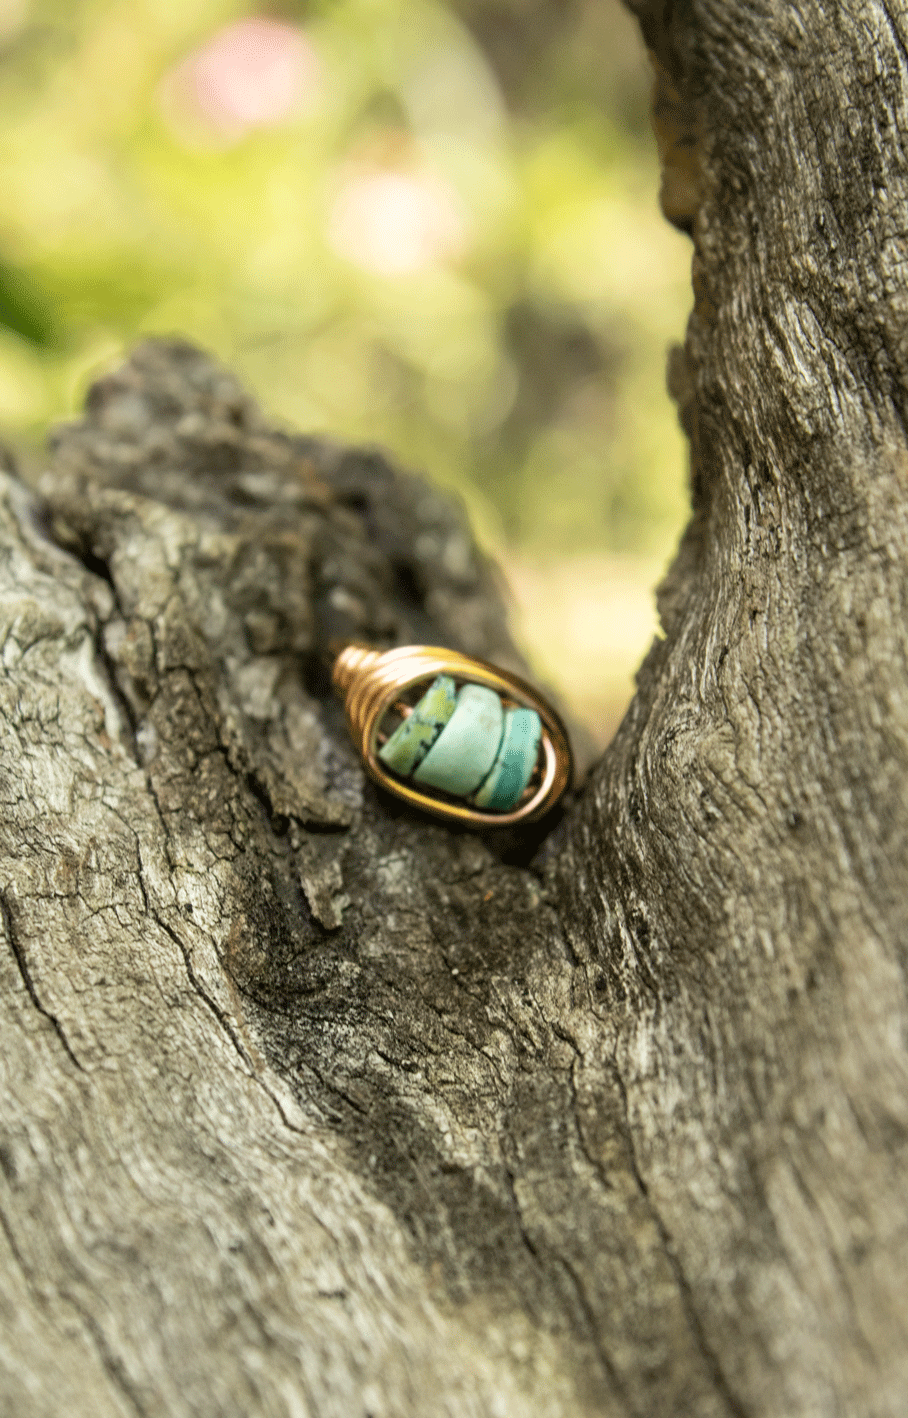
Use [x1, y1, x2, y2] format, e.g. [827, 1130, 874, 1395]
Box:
[2, 2, 908, 1415]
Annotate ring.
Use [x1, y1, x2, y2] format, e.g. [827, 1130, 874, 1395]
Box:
[332, 643, 573, 827]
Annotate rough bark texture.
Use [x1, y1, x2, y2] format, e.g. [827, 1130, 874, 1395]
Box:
[2, 3, 908, 1415]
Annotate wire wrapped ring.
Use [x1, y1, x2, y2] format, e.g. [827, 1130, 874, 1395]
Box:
[333, 643, 572, 827]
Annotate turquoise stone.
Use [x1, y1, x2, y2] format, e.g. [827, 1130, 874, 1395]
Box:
[472, 707, 542, 811]
[378, 675, 457, 776]
[413, 683, 503, 797]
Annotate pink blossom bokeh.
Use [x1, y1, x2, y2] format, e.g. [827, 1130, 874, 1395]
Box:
[163, 17, 320, 143]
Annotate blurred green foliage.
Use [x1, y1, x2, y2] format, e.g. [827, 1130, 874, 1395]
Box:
[0, 0, 691, 559]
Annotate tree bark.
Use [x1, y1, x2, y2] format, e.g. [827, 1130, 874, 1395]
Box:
[2, 3, 908, 1415]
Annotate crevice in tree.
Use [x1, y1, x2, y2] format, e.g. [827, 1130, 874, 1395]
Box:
[788, 1157, 878, 1368]
[0, 892, 84, 1073]
[61, 1288, 151, 1418]
[148, 905, 257, 1077]
[147, 901, 314, 1140]
[132, 814, 313, 1138]
[611, 1065, 751, 1418]
[879, 2, 908, 83]
[43, 520, 145, 765]
[0, 1196, 31, 1282]
[74, 543, 118, 594]
[90, 616, 142, 765]
[243, 767, 292, 837]
[557, 1255, 633, 1418]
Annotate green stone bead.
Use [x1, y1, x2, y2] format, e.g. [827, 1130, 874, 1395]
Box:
[378, 674, 457, 777]
[413, 683, 503, 797]
[472, 707, 541, 811]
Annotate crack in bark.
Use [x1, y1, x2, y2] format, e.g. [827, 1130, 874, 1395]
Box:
[148, 905, 257, 1075]
[62, 1289, 151, 1418]
[45, 529, 143, 767]
[788, 1157, 878, 1368]
[0, 892, 85, 1073]
[0, 1195, 31, 1283]
[611, 1066, 751, 1418]
[130, 756, 319, 1140]
[2, 1189, 152, 1414]
[149, 903, 316, 1140]
[137, 817, 312, 1140]
[90, 616, 141, 766]
[499, 1160, 632, 1416]
[880, 0, 908, 77]
[557, 1255, 633, 1418]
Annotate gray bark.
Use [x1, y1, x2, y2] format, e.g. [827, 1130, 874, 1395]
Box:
[2, 2, 908, 1415]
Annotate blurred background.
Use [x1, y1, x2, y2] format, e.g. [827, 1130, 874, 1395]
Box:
[0, 0, 691, 744]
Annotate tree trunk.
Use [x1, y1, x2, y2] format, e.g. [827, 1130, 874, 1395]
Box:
[2, 3, 908, 1415]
